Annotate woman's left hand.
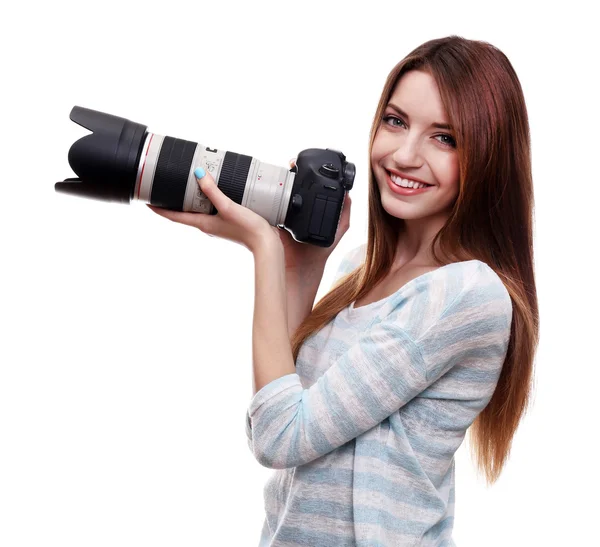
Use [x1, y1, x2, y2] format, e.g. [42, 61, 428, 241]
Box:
[147, 167, 281, 254]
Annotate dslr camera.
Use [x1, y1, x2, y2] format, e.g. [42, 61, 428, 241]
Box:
[55, 106, 355, 247]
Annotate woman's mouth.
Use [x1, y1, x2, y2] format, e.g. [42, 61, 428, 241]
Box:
[386, 171, 433, 196]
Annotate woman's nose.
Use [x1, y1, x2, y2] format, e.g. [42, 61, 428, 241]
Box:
[391, 138, 423, 167]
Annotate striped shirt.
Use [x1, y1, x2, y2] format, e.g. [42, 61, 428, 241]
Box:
[246, 243, 513, 546]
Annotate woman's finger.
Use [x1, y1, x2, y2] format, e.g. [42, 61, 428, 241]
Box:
[194, 167, 234, 218]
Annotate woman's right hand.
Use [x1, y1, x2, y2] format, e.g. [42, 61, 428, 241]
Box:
[276, 158, 352, 271]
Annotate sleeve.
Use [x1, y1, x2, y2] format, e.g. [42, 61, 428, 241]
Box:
[246, 263, 512, 469]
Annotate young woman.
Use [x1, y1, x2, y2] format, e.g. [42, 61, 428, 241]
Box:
[149, 35, 539, 547]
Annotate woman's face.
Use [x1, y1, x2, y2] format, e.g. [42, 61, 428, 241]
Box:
[371, 70, 460, 222]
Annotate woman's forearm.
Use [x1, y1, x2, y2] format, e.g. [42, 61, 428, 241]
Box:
[285, 263, 326, 341]
[251, 241, 296, 396]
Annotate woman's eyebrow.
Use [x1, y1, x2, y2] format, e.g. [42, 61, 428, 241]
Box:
[387, 102, 453, 131]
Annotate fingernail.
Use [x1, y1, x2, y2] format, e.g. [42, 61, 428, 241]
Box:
[194, 167, 206, 179]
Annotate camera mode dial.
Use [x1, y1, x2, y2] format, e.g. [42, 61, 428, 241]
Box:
[319, 163, 340, 178]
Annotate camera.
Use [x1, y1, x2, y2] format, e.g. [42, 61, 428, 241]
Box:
[55, 106, 355, 247]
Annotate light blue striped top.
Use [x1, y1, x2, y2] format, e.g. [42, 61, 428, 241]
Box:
[246, 243, 513, 546]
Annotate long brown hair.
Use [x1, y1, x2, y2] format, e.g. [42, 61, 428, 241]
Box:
[291, 35, 539, 485]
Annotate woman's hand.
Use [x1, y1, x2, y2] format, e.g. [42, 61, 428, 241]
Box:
[147, 167, 280, 255]
[277, 158, 352, 270]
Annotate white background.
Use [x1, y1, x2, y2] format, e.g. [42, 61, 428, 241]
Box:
[1, 1, 598, 545]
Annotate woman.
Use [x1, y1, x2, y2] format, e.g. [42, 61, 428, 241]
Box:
[149, 35, 539, 547]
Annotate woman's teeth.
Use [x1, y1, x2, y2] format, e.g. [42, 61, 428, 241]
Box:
[389, 173, 430, 189]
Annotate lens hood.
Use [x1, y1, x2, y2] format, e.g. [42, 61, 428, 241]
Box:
[55, 106, 148, 202]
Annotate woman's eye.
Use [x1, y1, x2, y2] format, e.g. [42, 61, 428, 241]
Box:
[383, 115, 405, 128]
[436, 135, 456, 148]
[436, 134, 457, 148]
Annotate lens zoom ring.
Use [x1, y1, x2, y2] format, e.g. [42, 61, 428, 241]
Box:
[152, 136, 196, 210]
[218, 152, 251, 205]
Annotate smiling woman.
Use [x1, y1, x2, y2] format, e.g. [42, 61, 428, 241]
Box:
[245, 34, 539, 547]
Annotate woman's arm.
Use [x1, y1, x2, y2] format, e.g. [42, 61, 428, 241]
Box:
[250, 244, 358, 397]
[284, 263, 327, 341]
[284, 243, 364, 341]
[251, 241, 297, 396]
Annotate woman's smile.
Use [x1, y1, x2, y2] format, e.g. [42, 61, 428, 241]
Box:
[386, 170, 433, 195]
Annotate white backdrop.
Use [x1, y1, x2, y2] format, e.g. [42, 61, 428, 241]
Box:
[1, 1, 597, 545]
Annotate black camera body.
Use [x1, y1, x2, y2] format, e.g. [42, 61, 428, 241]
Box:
[55, 106, 355, 247]
[282, 147, 354, 246]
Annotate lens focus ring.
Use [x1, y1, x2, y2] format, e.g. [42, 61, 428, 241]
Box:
[218, 152, 252, 205]
[151, 136, 196, 210]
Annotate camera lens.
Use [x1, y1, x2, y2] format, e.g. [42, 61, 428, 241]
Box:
[56, 106, 296, 226]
